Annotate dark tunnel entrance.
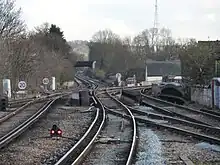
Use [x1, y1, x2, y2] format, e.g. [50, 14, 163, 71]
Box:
[161, 88, 183, 97]
[159, 87, 185, 105]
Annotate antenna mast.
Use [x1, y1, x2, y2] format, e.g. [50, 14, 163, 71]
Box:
[152, 0, 159, 52]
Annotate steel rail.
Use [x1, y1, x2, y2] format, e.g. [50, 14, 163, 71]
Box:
[106, 88, 137, 165]
[0, 93, 66, 124]
[0, 97, 59, 149]
[140, 90, 220, 121]
[54, 107, 100, 165]
[55, 77, 105, 165]
[106, 107, 220, 145]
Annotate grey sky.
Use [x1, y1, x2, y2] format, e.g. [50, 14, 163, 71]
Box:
[16, 0, 220, 41]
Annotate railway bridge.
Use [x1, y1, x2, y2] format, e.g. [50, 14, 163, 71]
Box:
[74, 61, 96, 69]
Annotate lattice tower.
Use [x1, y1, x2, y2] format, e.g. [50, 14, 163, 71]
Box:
[152, 0, 159, 51]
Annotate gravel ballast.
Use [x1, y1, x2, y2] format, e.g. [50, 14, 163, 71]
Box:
[136, 125, 220, 165]
[0, 102, 46, 137]
[0, 104, 95, 165]
[82, 114, 132, 165]
[81, 92, 134, 165]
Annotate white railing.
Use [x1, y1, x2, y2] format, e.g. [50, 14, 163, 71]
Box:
[141, 80, 162, 86]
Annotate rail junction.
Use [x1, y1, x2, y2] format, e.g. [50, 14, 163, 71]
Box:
[0, 75, 219, 164]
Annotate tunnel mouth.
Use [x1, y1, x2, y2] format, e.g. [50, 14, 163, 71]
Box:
[161, 87, 183, 97]
[158, 95, 185, 105]
[160, 87, 185, 105]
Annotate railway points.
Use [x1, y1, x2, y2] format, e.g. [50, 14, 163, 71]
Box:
[1, 75, 220, 165]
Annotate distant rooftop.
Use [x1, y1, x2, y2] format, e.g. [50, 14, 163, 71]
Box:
[198, 40, 220, 43]
[146, 59, 180, 64]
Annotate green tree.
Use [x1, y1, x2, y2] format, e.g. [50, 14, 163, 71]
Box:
[180, 40, 215, 85]
[49, 24, 64, 40]
[37, 24, 71, 59]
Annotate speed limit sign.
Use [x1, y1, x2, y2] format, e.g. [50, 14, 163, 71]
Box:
[18, 81, 27, 90]
[43, 78, 49, 85]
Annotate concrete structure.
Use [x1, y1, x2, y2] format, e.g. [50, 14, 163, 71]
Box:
[191, 87, 212, 107]
[212, 78, 220, 108]
[151, 82, 185, 98]
[70, 92, 80, 106]
[141, 76, 162, 86]
[145, 65, 148, 82]
[3, 79, 11, 98]
[116, 73, 122, 87]
[63, 81, 75, 88]
[79, 90, 90, 106]
[51, 77, 56, 91]
[190, 78, 220, 109]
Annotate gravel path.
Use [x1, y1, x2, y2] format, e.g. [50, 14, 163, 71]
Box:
[0, 103, 94, 165]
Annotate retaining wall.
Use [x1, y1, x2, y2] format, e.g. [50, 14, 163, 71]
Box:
[190, 87, 212, 107]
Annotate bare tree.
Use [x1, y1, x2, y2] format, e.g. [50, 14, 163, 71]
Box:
[34, 22, 50, 34]
[132, 29, 151, 63]
[0, 0, 26, 38]
[91, 29, 120, 44]
[5, 37, 38, 89]
[0, 38, 10, 78]
[159, 28, 174, 47]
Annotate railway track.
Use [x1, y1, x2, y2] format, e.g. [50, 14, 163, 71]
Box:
[119, 92, 220, 144]
[123, 90, 211, 125]
[141, 93, 220, 127]
[0, 93, 67, 125]
[0, 96, 61, 149]
[89, 90, 137, 165]
[72, 77, 220, 164]
[0, 91, 71, 149]
[105, 88, 137, 165]
[54, 91, 105, 165]
[0, 98, 45, 125]
[111, 95, 220, 164]
[123, 89, 220, 127]
[0, 96, 96, 165]
[76, 89, 136, 165]
[129, 106, 220, 136]
[8, 92, 68, 108]
[55, 77, 137, 165]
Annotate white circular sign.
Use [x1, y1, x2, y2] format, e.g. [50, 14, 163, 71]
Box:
[18, 81, 27, 90]
[43, 78, 49, 85]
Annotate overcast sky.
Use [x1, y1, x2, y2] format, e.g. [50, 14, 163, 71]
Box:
[16, 0, 220, 41]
